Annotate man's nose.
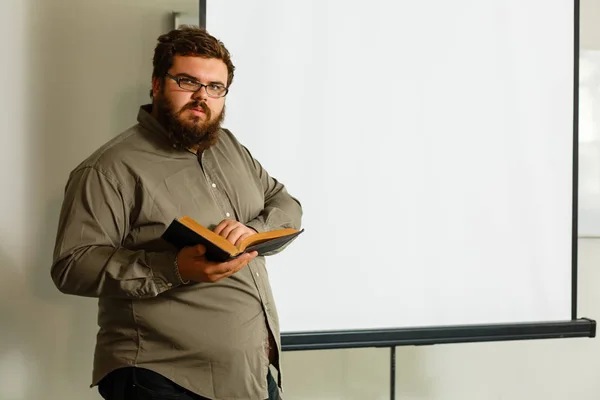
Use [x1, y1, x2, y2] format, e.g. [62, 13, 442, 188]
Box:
[192, 86, 209, 101]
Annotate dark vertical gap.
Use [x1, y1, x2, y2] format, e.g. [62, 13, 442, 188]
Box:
[572, 0, 580, 321]
[390, 347, 396, 400]
[199, 0, 207, 28]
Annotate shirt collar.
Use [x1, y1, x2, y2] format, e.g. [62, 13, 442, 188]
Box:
[138, 104, 169, 137]
[136, 104, 199, 158]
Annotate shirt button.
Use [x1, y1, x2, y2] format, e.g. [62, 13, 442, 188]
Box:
[211, 183, 217, 188]
[226, 212, 231, 217]
[167, 283, 173, 287]
[256, 272, 260, 277]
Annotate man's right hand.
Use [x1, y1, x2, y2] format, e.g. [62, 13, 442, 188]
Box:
[176, 244, 258, 283]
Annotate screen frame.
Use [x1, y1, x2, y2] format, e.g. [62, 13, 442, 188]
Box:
[199, 0, 595, 350]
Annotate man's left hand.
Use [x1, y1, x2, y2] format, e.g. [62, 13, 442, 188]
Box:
[214, 219, 258, 247]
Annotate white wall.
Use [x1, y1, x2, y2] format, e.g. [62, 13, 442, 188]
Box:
[0, 1, 198, 399]
[582, 0, 600, 49]
[1, 0, 598, 399]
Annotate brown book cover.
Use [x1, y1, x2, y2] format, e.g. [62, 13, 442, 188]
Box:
[161, 216, 304, 262]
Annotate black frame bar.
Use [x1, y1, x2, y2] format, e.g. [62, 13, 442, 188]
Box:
[282, 319, 596, 351]
[572, 0, 581, 321]
[198, 0, 206, 28]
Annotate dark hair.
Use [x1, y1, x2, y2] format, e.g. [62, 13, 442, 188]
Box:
[151, 26, 235, 96]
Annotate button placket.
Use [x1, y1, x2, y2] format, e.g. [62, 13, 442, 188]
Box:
[203, 159, 236, 221]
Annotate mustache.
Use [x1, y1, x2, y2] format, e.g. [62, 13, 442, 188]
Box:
[180, 101, 211, 118]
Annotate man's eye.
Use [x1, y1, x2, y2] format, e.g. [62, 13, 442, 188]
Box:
[180, 78, 197, 86]
[209, 84, 224, 91]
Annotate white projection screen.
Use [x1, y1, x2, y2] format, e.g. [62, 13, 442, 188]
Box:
[204, 0, 594, 347]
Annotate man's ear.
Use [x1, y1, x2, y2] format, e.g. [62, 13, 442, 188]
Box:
[151, 77, 162, 98]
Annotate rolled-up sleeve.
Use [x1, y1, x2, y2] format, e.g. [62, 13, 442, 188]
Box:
[50, 166, 183, 299]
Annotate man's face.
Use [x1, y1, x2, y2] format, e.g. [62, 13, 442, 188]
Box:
[152, 55, 229, 151]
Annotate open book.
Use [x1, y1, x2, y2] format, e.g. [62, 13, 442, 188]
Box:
[162, 216, 304, 262]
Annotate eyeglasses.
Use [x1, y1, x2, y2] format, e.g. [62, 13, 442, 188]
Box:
[165, 73, 229, 98]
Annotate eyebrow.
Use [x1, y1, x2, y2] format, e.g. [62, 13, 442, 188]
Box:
[174, 72, 226, 87]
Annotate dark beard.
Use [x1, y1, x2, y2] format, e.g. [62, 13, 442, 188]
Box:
[154, 92, 225, 152]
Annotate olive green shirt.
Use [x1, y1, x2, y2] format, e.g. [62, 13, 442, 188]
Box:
[50, 105, 303, 400]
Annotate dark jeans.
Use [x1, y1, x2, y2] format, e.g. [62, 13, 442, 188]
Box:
[98, 366, 280, 400]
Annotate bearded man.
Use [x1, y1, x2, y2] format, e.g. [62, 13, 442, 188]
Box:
[50, 26, 302, 400]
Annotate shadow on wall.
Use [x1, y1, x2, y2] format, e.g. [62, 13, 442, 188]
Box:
[0, 0, 197, 399]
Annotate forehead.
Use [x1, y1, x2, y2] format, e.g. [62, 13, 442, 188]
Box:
[171, 55, 228, 83]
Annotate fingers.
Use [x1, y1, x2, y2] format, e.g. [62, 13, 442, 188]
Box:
[220, 224, 239, 243]
[213, 219, 256, 245]
[214, 219, 235, 236]
[194, 244, 206, 257]
[182, 248, 258, 283]
[179, 244, 206, 259]
[227, 227, 252, 246]
[222, 252, 257, 274]
[208, 252, 258, 281]
[234, 232, 253, 247]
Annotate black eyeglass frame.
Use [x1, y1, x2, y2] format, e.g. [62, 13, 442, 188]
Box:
[165, 73, 229, 98]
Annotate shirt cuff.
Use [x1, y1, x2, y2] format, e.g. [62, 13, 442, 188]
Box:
[149, 250, 187, 291]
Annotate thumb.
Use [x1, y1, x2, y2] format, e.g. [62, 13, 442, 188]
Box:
[194, 244, 207, 256]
